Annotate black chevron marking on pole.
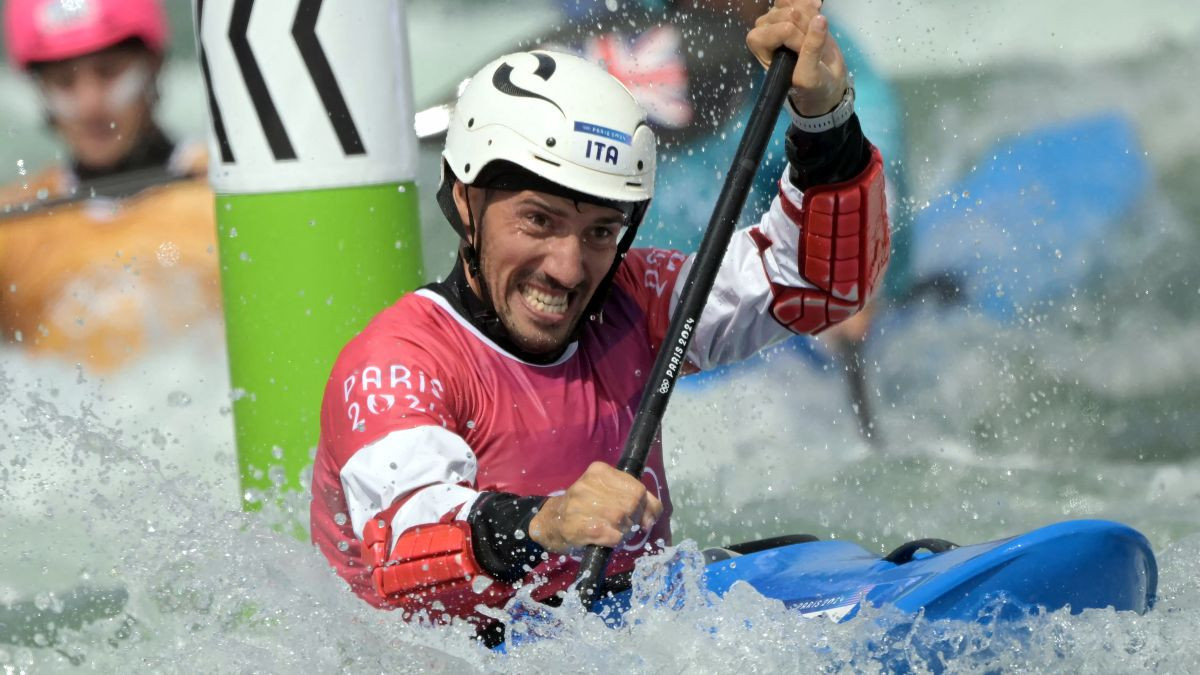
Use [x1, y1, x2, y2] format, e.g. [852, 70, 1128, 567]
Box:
[229, 0, 296, 160]
[195, 0, 234, 163]
[292, 0, 366, 156]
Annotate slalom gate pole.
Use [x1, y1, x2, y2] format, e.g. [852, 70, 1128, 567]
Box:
[574, 47, 799, 608]
[195, 1, 423, 522]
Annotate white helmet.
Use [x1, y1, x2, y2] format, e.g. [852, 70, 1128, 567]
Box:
[438, 49, 656, 240]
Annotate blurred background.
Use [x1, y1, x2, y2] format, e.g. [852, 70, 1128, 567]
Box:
[1, 0, 1199, 670]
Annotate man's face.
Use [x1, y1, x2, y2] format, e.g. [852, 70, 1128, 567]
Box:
[455, 184, 627, 354]
[33, 45, 157, 169]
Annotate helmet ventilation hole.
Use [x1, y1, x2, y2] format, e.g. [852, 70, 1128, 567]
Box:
[468, 118, 475, 128]
[637, 160, 644, 170]
[546, 137, 556, 147]
[465, 163, 471, 173]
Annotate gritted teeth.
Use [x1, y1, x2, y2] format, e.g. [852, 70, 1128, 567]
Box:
[521, 284, 569, 314]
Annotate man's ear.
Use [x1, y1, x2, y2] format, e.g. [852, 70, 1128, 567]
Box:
[148, 51, 164, 76]
[140, 52, 165, 109]
[452, 181, 473, 239]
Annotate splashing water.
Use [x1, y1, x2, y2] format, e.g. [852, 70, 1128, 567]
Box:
[0, 329, 1198, 673]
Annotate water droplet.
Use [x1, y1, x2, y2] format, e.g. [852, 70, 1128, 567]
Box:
[334, 512, 348, 526]
[166, 391, 191, 407]
[33, 592, 53, 611]
[471, 575, 494, 593]
[156, 241, 180, 267]
[337, 541, 349, 552]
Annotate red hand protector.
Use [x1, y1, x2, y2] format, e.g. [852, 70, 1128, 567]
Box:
[362, 516, 511, 619]
[752, 146, 890, 334]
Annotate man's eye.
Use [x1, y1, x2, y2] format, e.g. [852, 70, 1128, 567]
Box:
[96, 63, 124, 80]
[591, 226, 619, 242]
[40, 72, 74, 90]
[524, 213, 549, 229]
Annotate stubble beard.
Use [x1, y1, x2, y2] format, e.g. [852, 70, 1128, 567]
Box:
[495, 278, 588, 355]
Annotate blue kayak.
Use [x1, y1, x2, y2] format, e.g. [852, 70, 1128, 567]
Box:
[593, 519, 1156, 623]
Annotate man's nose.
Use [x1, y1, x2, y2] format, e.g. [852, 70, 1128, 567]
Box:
[72, 72, 112, 118]
[541, 234, 587, 290]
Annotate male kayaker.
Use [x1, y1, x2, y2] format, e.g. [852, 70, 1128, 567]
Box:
[311, 0, 889, 636]
[1, 0, 219, 370]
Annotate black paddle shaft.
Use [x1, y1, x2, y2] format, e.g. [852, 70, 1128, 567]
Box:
[574, 48, 800, 608]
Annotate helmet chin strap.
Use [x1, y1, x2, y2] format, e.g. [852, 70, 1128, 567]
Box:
[461, 187, 503, 329]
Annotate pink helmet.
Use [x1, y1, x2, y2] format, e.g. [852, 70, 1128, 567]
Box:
[4, 0, 169, 71]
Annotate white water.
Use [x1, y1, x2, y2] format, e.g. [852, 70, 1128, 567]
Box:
[3, 0, 1200, 672]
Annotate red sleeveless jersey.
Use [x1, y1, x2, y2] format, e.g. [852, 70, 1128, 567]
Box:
[312, 248, 689, 606]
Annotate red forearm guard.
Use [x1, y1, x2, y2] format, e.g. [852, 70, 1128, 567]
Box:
[362, 515, 511, 618]
[754, 146, 890, 334]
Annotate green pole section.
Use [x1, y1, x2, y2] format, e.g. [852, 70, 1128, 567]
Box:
[216, 185, 422, 508]
[196, 1, 423, 518]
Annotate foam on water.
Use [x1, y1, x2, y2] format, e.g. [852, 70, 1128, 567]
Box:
[0, 278, 1197, 672]
[2, 424, 1199, 675]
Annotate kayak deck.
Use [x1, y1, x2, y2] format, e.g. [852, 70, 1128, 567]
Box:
[600, 519, 1156, 622]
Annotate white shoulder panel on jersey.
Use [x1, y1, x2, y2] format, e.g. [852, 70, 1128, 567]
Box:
[339, 425, 481, 546]
[672, 167, 813, 370]
[758, 177, 814, 289]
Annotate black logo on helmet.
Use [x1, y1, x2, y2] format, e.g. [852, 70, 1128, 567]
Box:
[492, 52, 563, 115]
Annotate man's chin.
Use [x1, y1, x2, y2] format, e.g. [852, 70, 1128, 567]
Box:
[73, 145, 128, 169]
[505, 318, 578, 355]
[511, 330, 572, 355]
